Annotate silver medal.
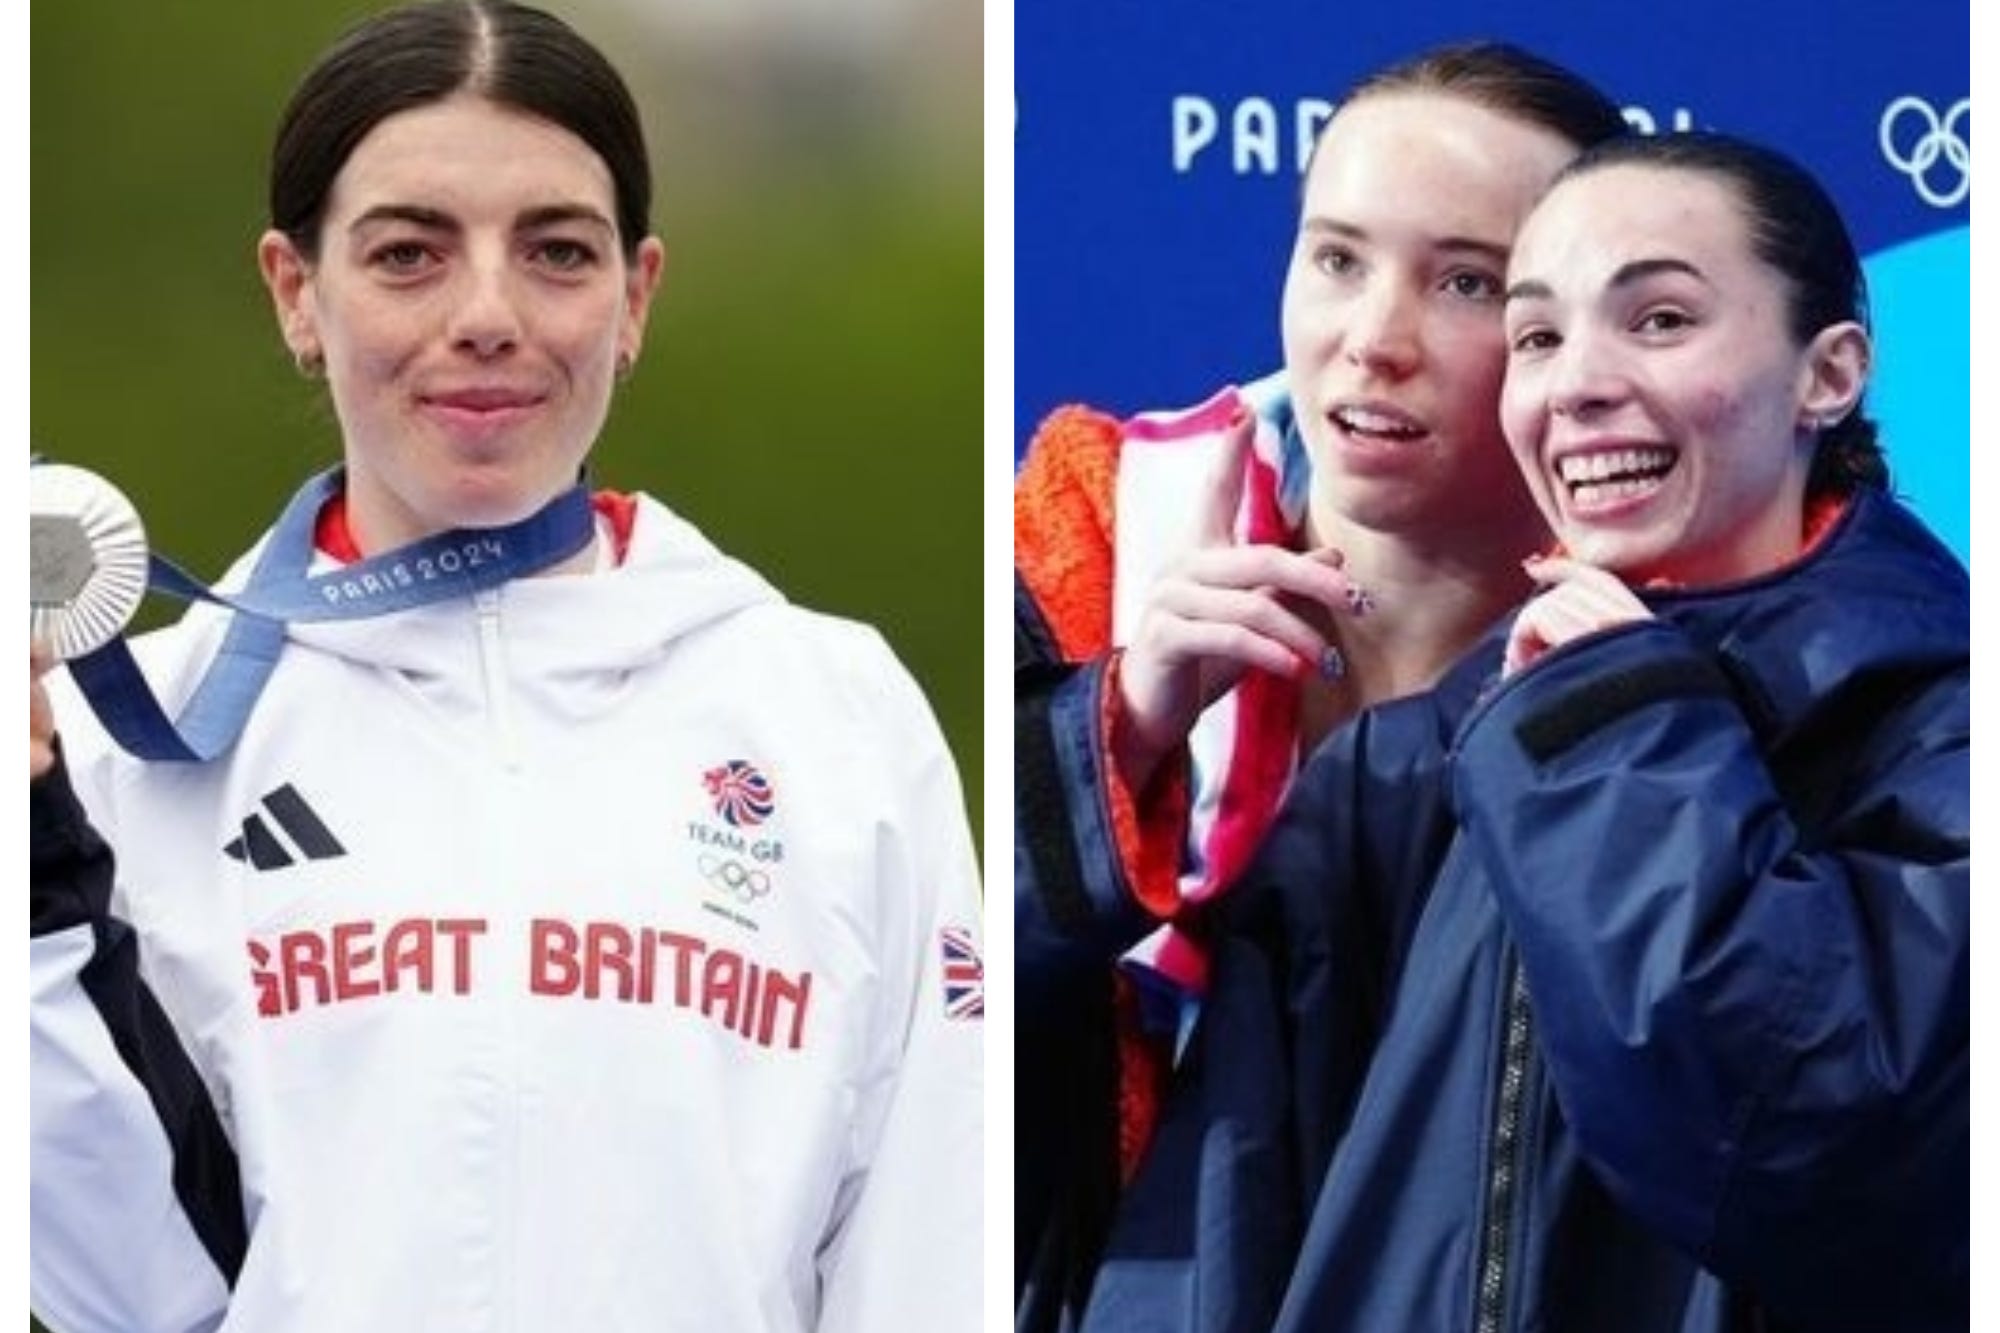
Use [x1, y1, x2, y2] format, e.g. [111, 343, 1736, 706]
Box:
[30, 463, 150, 661]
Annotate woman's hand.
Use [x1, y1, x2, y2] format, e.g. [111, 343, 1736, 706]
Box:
[1503, 555, 1653, 677]
[1114, 411, 1360, 790]
[31, 642, 56, 780]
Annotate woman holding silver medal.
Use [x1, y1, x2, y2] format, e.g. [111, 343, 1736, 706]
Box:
[29, 2, 982, 1329]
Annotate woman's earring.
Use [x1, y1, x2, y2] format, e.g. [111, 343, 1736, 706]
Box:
[294, 347, 324, 378]
[615, 350, 636, 380]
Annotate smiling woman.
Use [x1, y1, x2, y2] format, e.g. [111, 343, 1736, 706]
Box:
[1499, 139, 1874, 595]
[28, 4, 982, 1331]
[1496, 132, 1888, 667]
[258, 90, 664, 547]
[1075, 131, 1967, 1333]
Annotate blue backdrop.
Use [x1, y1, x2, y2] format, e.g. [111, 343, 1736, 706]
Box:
[1016, 0, 1970, 561]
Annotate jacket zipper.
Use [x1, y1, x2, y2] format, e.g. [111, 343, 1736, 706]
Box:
[1475, 960, 1533, 1333]
[473, 589, 522, 771]
[472, 587, 522, 1329]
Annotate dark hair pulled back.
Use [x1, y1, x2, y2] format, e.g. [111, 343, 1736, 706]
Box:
[269, 0, 652, 259]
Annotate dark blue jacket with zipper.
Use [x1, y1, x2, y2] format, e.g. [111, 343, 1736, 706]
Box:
[1070, 489, 1968, 1333]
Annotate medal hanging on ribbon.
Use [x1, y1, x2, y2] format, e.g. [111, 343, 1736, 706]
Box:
[29, 459, 597, 762]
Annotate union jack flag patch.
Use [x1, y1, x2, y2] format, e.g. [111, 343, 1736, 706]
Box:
[939, 926, 984, 1021]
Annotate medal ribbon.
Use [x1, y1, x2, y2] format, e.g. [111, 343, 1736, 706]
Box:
[65, 466, 596, 762]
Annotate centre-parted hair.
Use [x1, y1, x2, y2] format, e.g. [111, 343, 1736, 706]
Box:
[269, 0, 652, 260]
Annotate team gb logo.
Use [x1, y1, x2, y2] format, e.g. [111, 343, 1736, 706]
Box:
[704, 760, 776, 828]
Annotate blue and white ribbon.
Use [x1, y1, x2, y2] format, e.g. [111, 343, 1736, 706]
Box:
[65, 465, 596, 762]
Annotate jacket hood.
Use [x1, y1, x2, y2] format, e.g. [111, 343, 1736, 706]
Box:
[1434, 490, 1968, 741]
[1642, 489, 1968, 733]
[211, 493, 783, 682]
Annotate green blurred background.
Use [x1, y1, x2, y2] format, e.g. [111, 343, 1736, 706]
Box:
[31, 3, 978, 1312]
[31, 0, 982, 803]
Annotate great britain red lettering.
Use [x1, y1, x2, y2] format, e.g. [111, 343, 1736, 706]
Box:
[246, 915, 813, 1051]
[248, 917, 487, 1016]
[528, 918, 811, 1050]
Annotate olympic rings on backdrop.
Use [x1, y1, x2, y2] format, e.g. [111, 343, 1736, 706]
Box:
[1879, 96, 1970, 208]
[699, 853, 771, 903]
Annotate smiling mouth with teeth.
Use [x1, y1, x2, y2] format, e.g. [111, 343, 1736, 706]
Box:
[1558, 447, 1678, 503]
[1332, 407, 1427, 442]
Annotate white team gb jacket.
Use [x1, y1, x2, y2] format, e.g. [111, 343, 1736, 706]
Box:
[30, 491, 985, 1332]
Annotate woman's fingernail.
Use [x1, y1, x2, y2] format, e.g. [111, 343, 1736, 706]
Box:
[1319, 645, 1346, 680]
[1344, 586, 1376, 617]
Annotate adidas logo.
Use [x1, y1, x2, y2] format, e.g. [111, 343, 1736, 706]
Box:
[223, 784, 347, 871]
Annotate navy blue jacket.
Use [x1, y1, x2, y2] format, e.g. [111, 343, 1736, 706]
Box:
[1074, 490, 1969, 1333]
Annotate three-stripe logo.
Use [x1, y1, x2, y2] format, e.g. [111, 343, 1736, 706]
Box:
[223, 784, 347, 871]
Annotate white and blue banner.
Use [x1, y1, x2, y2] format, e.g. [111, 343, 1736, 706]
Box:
[1016, 1, 1970, 561]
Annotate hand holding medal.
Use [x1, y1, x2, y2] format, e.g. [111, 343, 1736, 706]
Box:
[28, 459, 595, 765]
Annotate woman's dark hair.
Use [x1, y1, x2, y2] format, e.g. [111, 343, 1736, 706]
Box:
[270, 0, 651, 259]
[1340, 41, 1631, 157]
[1551, 131, 1887, 497]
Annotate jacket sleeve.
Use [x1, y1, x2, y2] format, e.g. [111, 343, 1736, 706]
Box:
[1014, 408, 1193, 1327]
[31, 752, 246, 1333]
[814, 645, 983, 1333]
[1082, 689, 1464, 1333]
[1014, 640, 1175, 1026]
[1451, 621, 1968, 1328]
[1013, 406, 1182, 1029]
